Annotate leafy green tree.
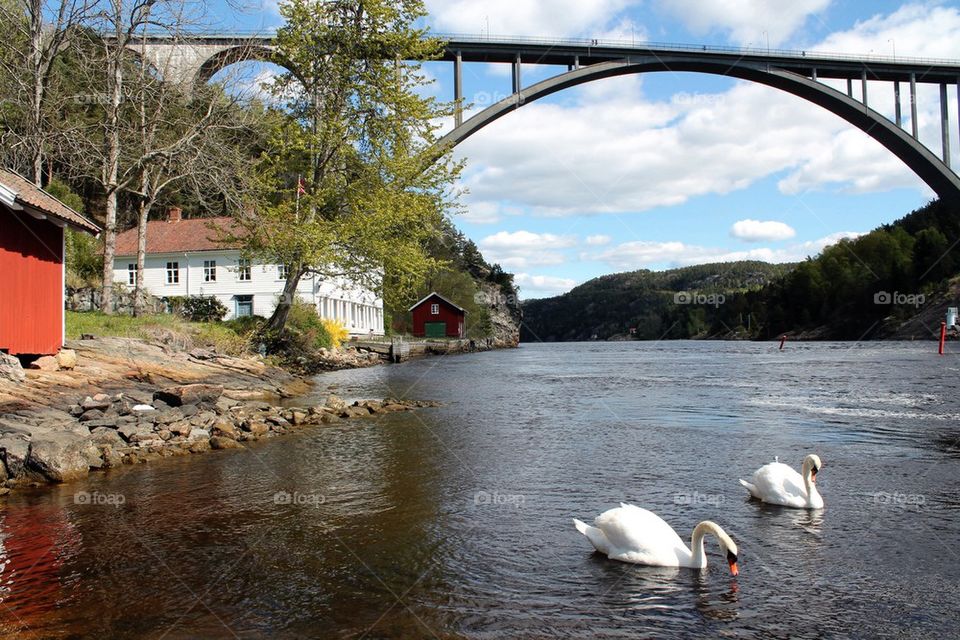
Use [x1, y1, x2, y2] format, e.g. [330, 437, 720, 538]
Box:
[235, 0, 462, 335]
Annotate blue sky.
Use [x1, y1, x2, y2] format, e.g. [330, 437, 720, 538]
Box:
[208, 1, 960, 298]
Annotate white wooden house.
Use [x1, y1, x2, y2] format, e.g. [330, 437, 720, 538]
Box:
[112, 208, 384, 335]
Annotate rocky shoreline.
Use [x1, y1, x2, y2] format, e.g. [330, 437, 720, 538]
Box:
[0, 336, 445, 492]
[0, 382, 439, 490]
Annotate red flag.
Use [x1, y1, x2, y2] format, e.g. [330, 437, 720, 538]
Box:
[297, 177, 307, 196]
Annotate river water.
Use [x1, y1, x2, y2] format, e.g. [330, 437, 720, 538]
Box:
[2, 342, 960, 638]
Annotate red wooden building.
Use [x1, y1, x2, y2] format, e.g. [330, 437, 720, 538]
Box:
[409, 292, 466, 338]
[0, 169, 100, 356]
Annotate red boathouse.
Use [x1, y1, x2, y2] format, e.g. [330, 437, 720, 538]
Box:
[409, 292, 466, 338]
[0, 169, 100, 356]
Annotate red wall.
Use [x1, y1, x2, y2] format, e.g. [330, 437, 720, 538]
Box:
[0, 208, 64, 355]
[411, 295, 465, 338]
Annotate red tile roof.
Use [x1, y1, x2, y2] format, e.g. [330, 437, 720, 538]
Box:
[0, 169, 100, 234]
[114, 216, 245, 256]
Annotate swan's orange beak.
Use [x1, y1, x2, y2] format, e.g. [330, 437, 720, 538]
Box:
[811, 468, 818, 483]
[727, 551, 739, 576]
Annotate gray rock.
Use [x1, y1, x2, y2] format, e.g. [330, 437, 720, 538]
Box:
[81, 394, 112, 411]
[0, 352, 25, 383]
[167, 421, 193, 438]
[265, 414, 291, 427]
[210, 436, 243, 450]
[211, 420, 238, 440]
[83, 417, 119, 429]
[27, 433, 90, 482]
[180, 404, 199, 418]
[0, 435, 30, 478]
[118, 423, 154, 443]
[190, 411, 216, 427]
[78, 408, 104, 422]
[154, 409, 184, 425]
[153, 384, 224, 407]
[188, 428, 210, 441]
[90, 427, 126, 447]
[68, 404, 84, 417]
[325, 395, 348, 412]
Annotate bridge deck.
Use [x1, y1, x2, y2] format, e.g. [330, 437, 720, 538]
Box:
[132, 32, 960, 83]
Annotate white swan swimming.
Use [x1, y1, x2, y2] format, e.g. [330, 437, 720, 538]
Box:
[740, 454, 824, 509]
[573, 503, 739, 575]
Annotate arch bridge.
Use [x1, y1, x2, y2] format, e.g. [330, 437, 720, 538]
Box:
[134, 32, 960, 200]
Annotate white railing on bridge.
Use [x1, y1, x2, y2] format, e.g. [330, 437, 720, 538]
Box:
[132, 29, 960, 68]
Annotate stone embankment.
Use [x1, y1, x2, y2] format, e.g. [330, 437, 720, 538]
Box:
[0, 383, 439, 490]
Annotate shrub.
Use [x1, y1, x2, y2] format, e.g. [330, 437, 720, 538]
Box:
[168, 296, 228, 322]
[223, 315, 265, 335]
[285, 301, 334, 350]
[321, 318, 349, 348]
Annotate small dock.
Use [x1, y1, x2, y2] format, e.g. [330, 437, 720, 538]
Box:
[351, 337, 486, 363]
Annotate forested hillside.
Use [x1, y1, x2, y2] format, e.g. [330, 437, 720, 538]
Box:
[521, 261, 791, 341]
[522, 198, 960, 342]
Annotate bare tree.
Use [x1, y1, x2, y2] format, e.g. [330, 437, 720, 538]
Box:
[0, 0, 93, 184]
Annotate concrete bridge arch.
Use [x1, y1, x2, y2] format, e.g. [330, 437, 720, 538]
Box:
[437, 57, 960, 201]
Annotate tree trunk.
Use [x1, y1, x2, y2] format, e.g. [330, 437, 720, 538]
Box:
[28, 0, 43, 185]
[266, 265, 306, 334]
[99, 46, 123, 314]
[133, 197, 150, 316]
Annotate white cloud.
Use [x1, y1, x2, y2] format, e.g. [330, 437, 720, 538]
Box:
[479, 230, 577, 269]
[730, 219, 796, 242]
[514, 273, 578, 298]
[662, 0, 832, 46]
[451, 4, 960, 219]
[424, 0, 639, 38]
[593, 230, 865, 270]
[586, 234, 612, 246]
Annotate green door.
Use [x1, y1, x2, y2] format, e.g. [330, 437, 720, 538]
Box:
[425, 322, 446, 338]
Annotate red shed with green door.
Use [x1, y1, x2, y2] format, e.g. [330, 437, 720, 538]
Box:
[409, 292, 466, 338]
[0, 169, 100, 356]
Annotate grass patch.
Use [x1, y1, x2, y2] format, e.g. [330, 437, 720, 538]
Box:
[66, 311, 259, 356]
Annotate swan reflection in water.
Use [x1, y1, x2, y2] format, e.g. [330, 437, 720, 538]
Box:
[587, 555, 740, 622]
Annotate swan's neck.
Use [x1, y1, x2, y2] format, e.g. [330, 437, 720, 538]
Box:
[689, 522, 712, 568]
[802, 460, 820, 506]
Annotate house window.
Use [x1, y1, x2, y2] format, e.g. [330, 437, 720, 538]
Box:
[127, 264, 136, 285]
[236, 295, 254, 318]
[277, 264, 288, 280]
[203, 260, 217, 282]
[430, 303, 439, 315]
[166, 261, 179, 285]
[237, 259, 251, 282]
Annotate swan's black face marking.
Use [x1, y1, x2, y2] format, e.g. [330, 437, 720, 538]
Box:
[726, 550, 739, 576]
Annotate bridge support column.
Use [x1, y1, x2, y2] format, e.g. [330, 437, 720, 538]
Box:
[846, 78, 853, 98]
[512, 53, 521, 95]
[811, 67, 817, 82]
[454, 50, 463, 127]
[941, 83, 951, 167]
[910, 73, 919, 139]
[894, 81, 902, 127]
[861, 69, 868, 107]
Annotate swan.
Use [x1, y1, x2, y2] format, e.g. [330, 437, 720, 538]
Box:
[573, 503, 739, 575]
[739, 454, 824, 509]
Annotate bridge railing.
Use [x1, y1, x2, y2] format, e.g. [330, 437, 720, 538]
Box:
[127, 29, 960, 68]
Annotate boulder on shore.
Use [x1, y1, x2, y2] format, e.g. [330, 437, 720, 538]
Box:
[153, 384, 224, 407]
[0, 353, 25, 383]
[28, 355, 59, 372]
[27, 432, 91, 482]
[56, 349, 78, 370]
